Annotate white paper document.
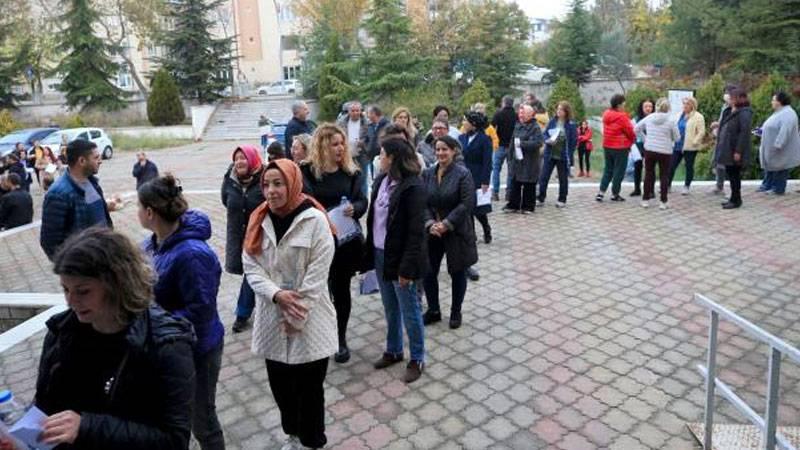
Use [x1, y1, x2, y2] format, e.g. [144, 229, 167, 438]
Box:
[328, 204, 361, 244]
[546, 128, 561, 145]
[514, 138, 524, 160]
[476, 188, 492, 207]
[0, 406, 55, 450]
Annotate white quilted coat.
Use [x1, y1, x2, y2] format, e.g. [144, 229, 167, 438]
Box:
[242, 207, 338, 364]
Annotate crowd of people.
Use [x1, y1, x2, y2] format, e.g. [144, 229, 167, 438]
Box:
[1, 84, 798, 450]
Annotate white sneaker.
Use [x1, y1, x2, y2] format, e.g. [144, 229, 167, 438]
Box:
[660, 201, 669, 210]
[281, 436, 301, 450]
[556, 201, 566, 208]
[682, 186, 690, 195]
[640, 200, 650, 208]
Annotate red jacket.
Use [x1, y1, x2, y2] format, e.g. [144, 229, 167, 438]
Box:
[577, 127, 593, 151]
[602, 109, 636, 150]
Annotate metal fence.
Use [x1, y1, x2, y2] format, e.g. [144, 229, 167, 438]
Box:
[696, 293, 800, 450]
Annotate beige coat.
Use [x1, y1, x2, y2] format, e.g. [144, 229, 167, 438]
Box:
[683, 110, 707, 151]
[242, 207, 337, 364]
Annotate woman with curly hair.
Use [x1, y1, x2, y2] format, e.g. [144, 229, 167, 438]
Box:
[392, 107, 421, 146]
[300, 123, 367, 364]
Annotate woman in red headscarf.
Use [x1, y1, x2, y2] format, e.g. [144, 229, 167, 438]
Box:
[221, 145, 265, 333]
[242, 159, 337, 450]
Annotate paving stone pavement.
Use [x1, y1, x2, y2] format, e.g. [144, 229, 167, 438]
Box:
[1, 143, 799, 449]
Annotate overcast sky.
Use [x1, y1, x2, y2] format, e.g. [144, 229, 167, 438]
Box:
[516, 0, 570, 20]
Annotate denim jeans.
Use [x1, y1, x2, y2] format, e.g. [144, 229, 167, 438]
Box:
[193, 342, 225, 450]
[423, 237, 467, 318]
[234, 276, 255, 320]
[492, 146, 511, 195]
[761, 169, 789, 194]
[374, 249, 425, 362]
[669, 150, 698, 187]
[538, 156, 569, 203]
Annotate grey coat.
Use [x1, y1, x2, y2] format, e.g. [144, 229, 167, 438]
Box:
[759, 106, 800, 171]
[508, 120, 544, 183]
[716, 107, 753, 167]
[421, 162, 478, 274]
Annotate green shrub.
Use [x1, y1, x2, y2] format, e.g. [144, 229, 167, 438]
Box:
[383, 82, 453, 132]
[458, 80, 494, 116]
[547, 77, 586, 121]
[0, 110, 20, 136]
[61, 114, 85, 128]
[147, 69, 186, 126]
[694, 149, 714, 181]
[624, 85, 663, 118]
[696, 74, 725, 129]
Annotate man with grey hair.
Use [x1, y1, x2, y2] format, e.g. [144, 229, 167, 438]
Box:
[337, 101, 368, 161]
[505, 104, 543, 213]
[364, 105, 390, 189]
[491, 95, 518, 200]
[284, 100, 316, 158]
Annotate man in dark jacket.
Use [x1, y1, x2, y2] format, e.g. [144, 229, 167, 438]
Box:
[40, 139, 112, 260]
[5, 153, 30, 192]
[491, 95, 518, 200]
[364, 105, 390, 190]
[0, 173, 33, 230]
[132, 151, 159, 189]
[505, 104, 544, 213]
[284, 100, 316, 158]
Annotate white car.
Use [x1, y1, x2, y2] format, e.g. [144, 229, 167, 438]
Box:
[256, 79, 301, 96]
[41, 127, 115, 160]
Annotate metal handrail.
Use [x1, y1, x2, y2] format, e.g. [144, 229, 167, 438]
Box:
[695, 293, 799, 450]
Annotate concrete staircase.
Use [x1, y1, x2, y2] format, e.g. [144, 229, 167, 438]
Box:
[203, 96, 297, 141]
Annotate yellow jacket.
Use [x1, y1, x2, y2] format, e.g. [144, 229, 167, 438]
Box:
[460, 124, 500, 150]
[683, 111, 707, 151]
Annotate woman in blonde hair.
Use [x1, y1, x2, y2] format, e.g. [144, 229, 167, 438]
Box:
[300, 123, 367, 364]
[392, 107, 421, 146]
[669, 96, 706, 195]
[634, 98, 680, 210]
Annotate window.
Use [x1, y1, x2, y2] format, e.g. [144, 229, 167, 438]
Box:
[277, 2, 295, 22]
[90, 130, 101, 139]
[78, 132, 89, 140]
[117, 66, 132, 88]
[283, 66, 300, 80]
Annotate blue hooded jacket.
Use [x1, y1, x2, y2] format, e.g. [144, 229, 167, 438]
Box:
[542, 118, 578, 163]
[144, 210, 224, 356]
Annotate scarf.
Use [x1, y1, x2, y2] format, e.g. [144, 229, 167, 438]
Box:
[233, 144, 263, 174]
[243, 159, 335, 255]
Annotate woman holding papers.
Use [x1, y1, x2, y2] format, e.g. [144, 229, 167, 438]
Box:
[458, 111, 492, 282]
[300, 124, 367, 364]
[242, 159, 337, 450]
[538, 101, 577, 208]
[421, 135, 478, 329]
[4, 228, 196, 449]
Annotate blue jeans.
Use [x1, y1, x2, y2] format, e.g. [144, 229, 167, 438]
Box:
[761, 169, 789, 194]
[374, 249, 425, 362]
[492, 146, 511, 195]
[538, 156, 569, 203]
[359, 157, 372, 194]
[234, 276, 255, 320]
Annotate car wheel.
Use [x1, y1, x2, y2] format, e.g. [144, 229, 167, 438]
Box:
[103, 146, 113, 160]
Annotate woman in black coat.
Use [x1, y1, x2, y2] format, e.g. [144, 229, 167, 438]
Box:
[421, 136, 477, 329]
[0, 227, 196, 450]
[363, 137, 428, 384]
[221, 145, 265, 333]
[300, 124, 367, 364]
[716, 88, 753, 209]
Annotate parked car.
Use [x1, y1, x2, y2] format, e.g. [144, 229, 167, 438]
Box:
[256, 79, 301, 96]
[41, 127, 115, 160]
[0, 127, 60, 157]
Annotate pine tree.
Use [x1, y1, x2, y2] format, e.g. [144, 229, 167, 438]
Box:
[147, 69, 185, 126]
[547, 77, 586, 121]
[357, 0, 430, 101]
[547, 0, 598, 85]
[732, 0, 800, 74]
[158, 0, 234, 104]
[695, 74, 725, 127]
[318, 34, 352, 121]
[0, 29, 18, 109]
[55, 0, 126, 111]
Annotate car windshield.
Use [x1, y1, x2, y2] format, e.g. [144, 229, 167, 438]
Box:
[0, 131, 32, 144]
[42, 131, 76, 145]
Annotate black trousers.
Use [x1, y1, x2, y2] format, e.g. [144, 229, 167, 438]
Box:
[266, 358, 329, 448]
[329, 240, 359, 347]
[506, 180, 536, 211]
[474, 212, 490, 236]
[726, 165, 742, 205]
[633, 143, 645, 192]
[193, 343, 225, 450]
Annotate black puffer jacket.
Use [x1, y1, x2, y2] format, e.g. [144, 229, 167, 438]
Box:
[221, 165, 264, 274]
[362, 173, 429, 280]
[35, 306, 196, 450]
[422, 162, 478, 273]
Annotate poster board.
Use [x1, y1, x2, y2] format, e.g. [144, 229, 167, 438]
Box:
[668, 89, 695, 120]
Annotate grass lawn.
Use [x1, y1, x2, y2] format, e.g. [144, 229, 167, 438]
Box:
[112, 134, 194, 152]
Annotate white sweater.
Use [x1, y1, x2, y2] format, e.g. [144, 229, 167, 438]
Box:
[243, 207, 338, 364]
[634, 112, 681, 155]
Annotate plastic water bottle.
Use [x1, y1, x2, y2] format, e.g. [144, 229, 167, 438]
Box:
[340, 196, 350, 208]
[0, 389, 24, 425]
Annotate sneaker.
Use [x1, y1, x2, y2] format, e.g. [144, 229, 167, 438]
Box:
[660, 201, 669, 210]
[502, 206, 518, 213]
[555, 201, 566, 208]
[334, 345, 350, 364]
[232, 317, 250, 333]
[466, 267, 480, 281]
[640, 200, 650, 208]
[586, 171, 592, 178]
[578, 171, 585, 177]
[682, 186, 690, 195]
[422, 310, 442, 325]
[595, 192, 605, 202]
[757, 186, 769, 192]
[491, 192, 499, 202]
[629, 190, 641, 197]
[281, 436, 300, 450]
[537, 199, 545, 207]
[611, 195, 626, 202]
[403, 360, 424, 383]
[373, 352, 404, 369]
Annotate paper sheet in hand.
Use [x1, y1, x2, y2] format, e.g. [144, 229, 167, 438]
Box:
[476, 188, 492, 207]
[546, 128, 561, 144]
[328, 204, 361, 244]
[514, 138, 524, 160]
[8, 406, 54, 450]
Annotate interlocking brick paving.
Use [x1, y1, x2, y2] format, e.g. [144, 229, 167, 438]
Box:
[1, 142, 799, 449]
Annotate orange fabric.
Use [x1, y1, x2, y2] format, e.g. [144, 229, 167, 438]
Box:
[243, 159, 335, 255]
